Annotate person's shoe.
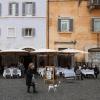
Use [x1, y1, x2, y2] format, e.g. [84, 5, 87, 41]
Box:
[33, 91, 38, 93]
[27, 91, 31, 93]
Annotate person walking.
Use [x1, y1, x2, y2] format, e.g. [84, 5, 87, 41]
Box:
[26, 62, 37, 93]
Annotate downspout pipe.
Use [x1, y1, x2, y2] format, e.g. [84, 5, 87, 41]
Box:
[47, 0, 49, 49]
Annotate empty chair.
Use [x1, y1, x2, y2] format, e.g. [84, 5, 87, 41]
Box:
[75, 69, 82, 80]
[13, 68, 19, 78]
[5, 69, 11, 78]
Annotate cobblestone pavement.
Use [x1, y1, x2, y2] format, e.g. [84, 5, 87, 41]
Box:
[0, 76, 100, 100]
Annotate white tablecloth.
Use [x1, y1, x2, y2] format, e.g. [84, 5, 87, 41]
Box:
[63, 69, 76, 77]
[56, 67, 75, 77]
[56, 68, 65, 75]
[81, 69, 94, 75]
[3, 68, 21, 78]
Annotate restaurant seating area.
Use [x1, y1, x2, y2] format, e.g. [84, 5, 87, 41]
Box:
[0, 48, 99, 81]
[37, 65, 97, 80]
[3, 67, 21, 78]
[81, 69, 94, 78]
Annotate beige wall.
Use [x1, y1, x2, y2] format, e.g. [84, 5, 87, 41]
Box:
[48, 0, 100, 62]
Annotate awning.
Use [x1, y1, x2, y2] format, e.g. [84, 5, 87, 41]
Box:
[31, 48, 58, 54]
[59, 48, 88, 54]
[0, 49, 29, 55]
[88, 48, 100, 52]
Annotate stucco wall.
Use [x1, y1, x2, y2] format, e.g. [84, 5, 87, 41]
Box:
[0, 0, 47, 50]
[48, 0, 100, 62]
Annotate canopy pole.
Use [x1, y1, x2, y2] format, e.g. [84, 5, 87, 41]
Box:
[97, 33, 100, 48]
[54, 54, 58, 67]
[37, 54, 39, 68]
[71, 54, 75, 68]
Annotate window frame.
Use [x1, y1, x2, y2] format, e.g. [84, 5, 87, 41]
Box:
[22, 2, 36, 16]
[8, 2, 19, 16]
[60, 19, 70, 32]
[91, 17, 100, 33]
[58, 17, 73, 33]
[7, 27, 16, 38]
[22, 28, 35, 37]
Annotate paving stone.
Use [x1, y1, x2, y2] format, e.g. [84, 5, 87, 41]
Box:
[0, 76, 100, 100]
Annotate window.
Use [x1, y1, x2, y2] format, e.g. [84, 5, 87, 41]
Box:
[22, 28, 35, 37]
[9, 3, 19, 16]
[89, 0, 100, 4]
[93, 0, 100, 4]
[58, 18, 73, 32]
[22, 2, 35, 16]
[92, 18, 100, 32]
[7, 28, 16, 37]
[25, 3, 32, 15]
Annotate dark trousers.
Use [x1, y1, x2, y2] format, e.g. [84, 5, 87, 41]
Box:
[81, 73, 85, 80]
[95, 73, 98, 78]
[27, 83, 36, 92]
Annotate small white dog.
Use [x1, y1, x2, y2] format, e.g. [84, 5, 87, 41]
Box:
[48, 81, 61, 92]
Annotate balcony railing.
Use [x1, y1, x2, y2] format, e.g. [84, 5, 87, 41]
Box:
[88, 0, 100, 10]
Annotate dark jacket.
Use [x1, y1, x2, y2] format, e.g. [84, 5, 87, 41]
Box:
[94, 67, 99, 75]
[26, 69, 34, 86]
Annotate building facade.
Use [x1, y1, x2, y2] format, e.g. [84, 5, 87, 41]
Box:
[0, 0, 47, 50]
[0, 0, 47, 66]
[48, 0, 100, 65]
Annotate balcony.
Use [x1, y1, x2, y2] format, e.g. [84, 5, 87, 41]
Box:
[88, 0, 100, 10]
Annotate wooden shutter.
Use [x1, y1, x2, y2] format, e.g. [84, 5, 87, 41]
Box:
[94, 0, 97, 4]
[22, 3, 26, 16]
[32, 28, 35, 36]
[32, 2, 36, 16]
[91, 18, 94, 32]
[16, 3, 19, 16]
[99, 0, 100, 4]
[22, 28, 25, 36]
[0, 28, 1, 36]
[58, 19, 61, 32]
[69, 19, 73, 32]
[0, 3, 1, 16]
[9, 3, 12, 15]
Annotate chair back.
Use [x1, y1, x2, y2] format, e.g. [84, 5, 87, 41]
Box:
[5, 69, 10, 73]
[76, 69, 81, 75]
[13, 69, 18, 74]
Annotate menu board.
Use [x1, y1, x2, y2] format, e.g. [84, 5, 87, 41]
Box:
[44, 66, 55, 84]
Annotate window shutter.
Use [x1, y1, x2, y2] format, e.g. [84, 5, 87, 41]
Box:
[22, 3, 26, 16]
[22, 28, 25, 36]
[0, 3, 2, 16]
[16, 3, 19, 16]
[9, 3, 12, 15]
[32, 28, 35, 36]
[0, 28, 1, 36]
[32, 2, 36, 16]
[91, 18, 94, 32]
[58, 19, 61, 32]
[69, 19, 73, 32]
[94, 0, 97, 4]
